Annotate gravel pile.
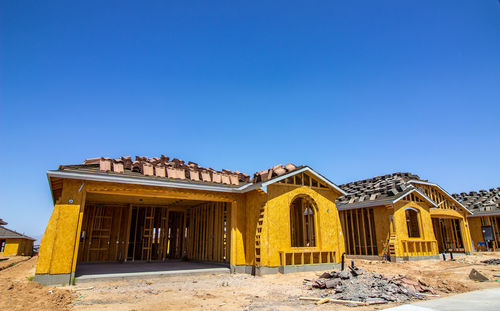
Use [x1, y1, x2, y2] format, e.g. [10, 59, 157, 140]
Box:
[305, 265, 435, 304]
[481, 258, 500, 265]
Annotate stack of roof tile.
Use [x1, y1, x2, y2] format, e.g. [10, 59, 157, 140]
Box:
[452, 188, 500, 213]
[336, 172, 424, 206]
[83, 156, 251, 186]
[252, 163, 297, 183]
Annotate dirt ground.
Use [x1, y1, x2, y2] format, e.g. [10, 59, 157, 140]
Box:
[1, 253, 500, 311]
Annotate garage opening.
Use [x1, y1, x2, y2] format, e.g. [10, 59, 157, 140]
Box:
[76, 195, 231, 277]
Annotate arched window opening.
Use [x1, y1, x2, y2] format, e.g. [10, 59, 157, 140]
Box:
[290, 196, 317, 247]
[406, 208, 420, 238]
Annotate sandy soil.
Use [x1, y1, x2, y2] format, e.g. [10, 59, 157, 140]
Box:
[0, 256, 31, 271]
[1, 253, 499, 311]
[0, 256, 74, 311]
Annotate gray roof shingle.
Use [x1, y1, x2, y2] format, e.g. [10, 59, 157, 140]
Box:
[0, 226, 35, 240]
[452, 188, 500, 216]
[336, 172, 425, 207]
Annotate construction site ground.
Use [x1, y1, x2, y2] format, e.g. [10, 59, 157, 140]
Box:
[1, 253, 499, 311]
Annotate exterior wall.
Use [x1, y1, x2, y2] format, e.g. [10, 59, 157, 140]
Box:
[259, 183, 344, 268]
[467, 216, 500, 250]
[372, 205, 391, 257]
[244, 189, 267, 266]
[468, 217, 484, 248]
[35, 179, 86, 285]
[0, 238, 33, 256]
[392, 200, 439, 258]
[429, 208, 474, 253]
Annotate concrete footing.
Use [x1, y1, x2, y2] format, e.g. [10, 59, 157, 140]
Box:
[34, 273, 73, 286]
[231, 263, 341, 276]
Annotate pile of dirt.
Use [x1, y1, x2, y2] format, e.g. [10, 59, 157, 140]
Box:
[305, 265, 435, 304]
[0, 257, 74, 311]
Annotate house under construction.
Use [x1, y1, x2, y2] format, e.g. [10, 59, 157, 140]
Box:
[336, 173, 473, 261]
[453, 188, 500, 251]
[35, 156, 347, 285]
[0, 219, 35, 256]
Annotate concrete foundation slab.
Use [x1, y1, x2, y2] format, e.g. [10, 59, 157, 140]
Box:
[74, 261, 230, 283]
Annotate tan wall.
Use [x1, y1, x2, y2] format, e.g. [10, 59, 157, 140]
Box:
[260, 183, 344, 267]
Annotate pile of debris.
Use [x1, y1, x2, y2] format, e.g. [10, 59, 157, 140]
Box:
[303, 265, 436, 305]
[481, 258, 500, 265]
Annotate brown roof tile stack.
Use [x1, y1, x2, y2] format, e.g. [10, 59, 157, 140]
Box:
[452, 188, 500, 214]
[336, 172, 424, 205]
[252, 163, 298, 183]
[83, 156, 251, 186]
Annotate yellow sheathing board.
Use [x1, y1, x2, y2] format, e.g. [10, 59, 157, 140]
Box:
[244, 190, 267, 265]
[468, 217, 484, 247]
[392, 201, 438, 257]
[36, 179, 85, 275]
[36, 204, 81, 274]
[1, 239, 20, 256]
[263, 184, 344, 267]
[371, 206, 391, 257]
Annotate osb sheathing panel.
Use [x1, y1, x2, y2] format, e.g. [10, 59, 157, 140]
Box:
[245, 190, 267, 265]
[392, 201, 438, 256]
[0, 239, 23, 256]
[371, 206, 391, 257]
[36, 179, 85, 275]
[230, 197, 248, 266]
[468, 217, 484, 247]
[261, 184, 345, 267]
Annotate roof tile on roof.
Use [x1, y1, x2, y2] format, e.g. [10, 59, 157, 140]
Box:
[336, 172, 425, 206]
[452, 187, 500, 215]
[63, 156, 300, 187]
[0, 226, 35, 240]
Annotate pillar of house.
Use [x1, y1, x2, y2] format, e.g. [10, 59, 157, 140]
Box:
[35, 179, 86, 285]
[461, 217, 473, 254]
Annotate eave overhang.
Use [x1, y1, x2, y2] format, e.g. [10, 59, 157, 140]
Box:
[47, 166, 346, 196]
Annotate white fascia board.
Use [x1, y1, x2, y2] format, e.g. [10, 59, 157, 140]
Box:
[47, 170, 249, 193]
[47, 166, 346, 196]
[467, 210, 500, 218]
[407, 180, 472, 214]
[337, 200, 394, 210]
[259, 166, 347, 196]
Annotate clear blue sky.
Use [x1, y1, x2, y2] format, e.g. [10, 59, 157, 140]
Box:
[1, 1, 499, 239]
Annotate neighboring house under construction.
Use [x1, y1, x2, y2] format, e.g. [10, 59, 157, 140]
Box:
[0, 219, 35, 256]
[336, 173, 474, 261]
[453, 188, 500, 251]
